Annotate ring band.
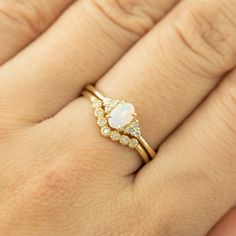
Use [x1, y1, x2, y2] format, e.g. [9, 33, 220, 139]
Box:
[82, 85, 157, 163]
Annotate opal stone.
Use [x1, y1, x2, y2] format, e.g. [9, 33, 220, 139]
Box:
[108, 103, 135, 129]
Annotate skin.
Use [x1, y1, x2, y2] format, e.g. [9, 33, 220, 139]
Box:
[0, 0, 236, 235]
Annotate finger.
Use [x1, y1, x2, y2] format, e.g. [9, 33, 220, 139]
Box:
[0, 0, 75, 65]
[94, 0, 236, 149]
[44, 0, 236, 175]
[137, 70, 236, 235]
[208, 208, 236, 236]
[0, 0, 179, 123]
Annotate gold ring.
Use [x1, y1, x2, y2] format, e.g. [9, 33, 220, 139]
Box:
[82, 85, 157, 163]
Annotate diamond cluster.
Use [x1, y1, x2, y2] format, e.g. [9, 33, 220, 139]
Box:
[90, 97, 140, 149]
[103, 98, 120, 113]
[123, 120, 141, 137]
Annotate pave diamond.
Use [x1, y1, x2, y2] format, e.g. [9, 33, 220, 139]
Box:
[129, 138, 138, 148]
[124, 126, 134, 134]
[110, 131, 121, 141]
[128, 120, 141, 137]
[97, 117, 107, 127]
[119, 135, 130, 145]
[92, 99, 102, 109]
[133, 130, 141, 137]
[95, 108, 105, 117]
[104, 99, 119, 113]
[108, 103, 135, 129]
[101, 126, 111, 137]
[103, 97, 111, 105]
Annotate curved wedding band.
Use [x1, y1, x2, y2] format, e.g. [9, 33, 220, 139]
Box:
[82, 85, 157, 163]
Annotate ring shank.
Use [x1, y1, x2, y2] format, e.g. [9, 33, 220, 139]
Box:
[136, 145, 150, 163]
[85, 85, 105, 101]
[138, 136, 156, 159]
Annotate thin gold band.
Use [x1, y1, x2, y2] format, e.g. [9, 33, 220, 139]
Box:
[85, 85, 156, 160]
[137, 136, 156, 159]
[85, 85, 105, 101]
[135, 144, 150, 164]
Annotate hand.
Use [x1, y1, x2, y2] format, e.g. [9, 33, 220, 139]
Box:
[0, 0, 236, 235]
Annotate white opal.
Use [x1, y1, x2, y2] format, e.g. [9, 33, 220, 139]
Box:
[108, 103, 135, 129]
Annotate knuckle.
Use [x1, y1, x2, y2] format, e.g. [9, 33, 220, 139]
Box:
[0, 1, 50, 36]
[31, 168, 86, 213]
[37, 164, 86, 199]
[172, 0, 236, 75]
[91, 0, 156, 35]
[33, 163, 91, 202]
[11, 160, 101, 222]
[10, 171, 72, 226]
[34, 168, 77, 202]
[33, 152, 105, 201]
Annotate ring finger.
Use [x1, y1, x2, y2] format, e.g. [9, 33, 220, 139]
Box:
[53, 0, 236, 173]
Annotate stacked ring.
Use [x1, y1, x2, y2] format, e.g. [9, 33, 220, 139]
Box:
[82, 85, 157, 164]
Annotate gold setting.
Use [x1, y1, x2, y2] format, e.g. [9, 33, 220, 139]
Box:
[82, 85, 157, 163]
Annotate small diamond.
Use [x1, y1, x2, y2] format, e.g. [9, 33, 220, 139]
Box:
[101, 127, 111, 137]
[95, 108, 105, 117]
[110, 131, 121, 141]
[97, 117, 107, 127]
[111, 99, 119, 107]
[103, 98, 111, 105]
[119, 135, 130, 145]
[132, 120, 139, 128]
[124, 126, 134, 134]
[105, 99, 119, 112]
[129, 139, 138, 148]
[105, 104, 113, 113]
[133, 130, 141, 137]
[92, 99, 102, 109]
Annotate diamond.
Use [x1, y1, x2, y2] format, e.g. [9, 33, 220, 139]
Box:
[111, 99, 119, 107]
[133, 123, 139, 129]
[129, 139, 138, 148]
[119, 135, 130, 145]
[92, 99, 102, 109]
[110, 131, 121, 141]
[133, 130, 141, 137]
[103, 97, 111, 105]
[104, 99, 119, 113]
[101, 126, 111, 137]
[105, 104, 113, 113]
[95, 108, 105, 117]
[97, 117, 107, 127]
[124, 126, 134, 134]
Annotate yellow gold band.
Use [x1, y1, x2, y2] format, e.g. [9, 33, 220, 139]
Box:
[82, 85, 157, 163]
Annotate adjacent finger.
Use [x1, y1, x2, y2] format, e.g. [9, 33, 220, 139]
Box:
[137, 70, 236, 235]
[0, 0, 75, 65]
[95, 0, 236, 149]
[0, 0, 179, 124]
[208, 208, 236, 236]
